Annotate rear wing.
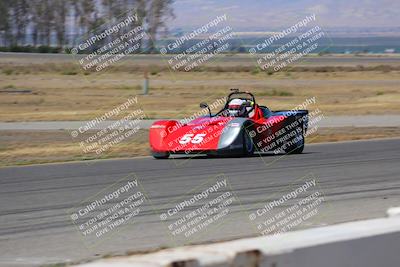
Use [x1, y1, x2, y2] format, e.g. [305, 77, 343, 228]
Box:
[272, 110, 309, 133]
[272, 110, 308, 116]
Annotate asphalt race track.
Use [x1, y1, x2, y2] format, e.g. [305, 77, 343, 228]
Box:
[1, 115, 400, 130]
[0, 138, 400, 266]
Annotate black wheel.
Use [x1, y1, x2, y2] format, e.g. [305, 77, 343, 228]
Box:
[152, 152, 170, 159]
[289, 137, 304, 154]
[243, 127, 254, 156]
[285, 127, 305, 154]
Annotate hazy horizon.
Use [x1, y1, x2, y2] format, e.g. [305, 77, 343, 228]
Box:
[170, 0, 400, 32]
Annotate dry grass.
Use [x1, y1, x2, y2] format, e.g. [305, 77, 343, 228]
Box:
[1, 128, 399, 167]
[308, 127, 400, 143]
[0, 129, 149, 167]
[0, 54, 400, 121]
[0, 70, 400, 121]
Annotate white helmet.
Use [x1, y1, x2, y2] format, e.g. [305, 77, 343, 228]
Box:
[227, 99, 246, 117]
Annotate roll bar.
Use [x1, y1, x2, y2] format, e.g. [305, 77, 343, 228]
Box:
[226, 88, 256, 106]
[212, 89, 256, 117]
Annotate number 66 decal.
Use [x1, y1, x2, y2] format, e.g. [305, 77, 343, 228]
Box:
[179, 133, 206, 144]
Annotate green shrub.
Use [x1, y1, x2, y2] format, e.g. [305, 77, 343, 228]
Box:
[3, 84, 15, 89]
[251, 67, 260, 75]
[277, 90, 294, 96]
[3, 69, 13, 75]
[258, 89, 294, 97]
[61, 70, 78, 75]
[37, 46, 61, 53]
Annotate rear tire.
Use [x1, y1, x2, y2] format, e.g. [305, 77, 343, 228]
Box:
[152, 152, 170, 159]
[243, 127, 254, 156]
[289, 138, 304, 154]
[285, 127, 305, 154]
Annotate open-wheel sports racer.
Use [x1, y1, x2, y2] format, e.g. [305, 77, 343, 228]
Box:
[149, 89, 308, 159]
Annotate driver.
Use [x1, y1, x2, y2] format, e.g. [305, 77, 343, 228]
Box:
[227, 99, 253, 117]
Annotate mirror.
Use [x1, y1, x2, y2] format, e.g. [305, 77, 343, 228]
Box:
[200, 102, 208, 109]
[200, 102, 212, 117]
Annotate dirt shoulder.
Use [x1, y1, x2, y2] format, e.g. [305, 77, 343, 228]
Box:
[1, 127, 399, 167]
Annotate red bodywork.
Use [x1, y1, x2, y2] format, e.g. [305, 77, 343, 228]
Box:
[149, 104, 287, 155]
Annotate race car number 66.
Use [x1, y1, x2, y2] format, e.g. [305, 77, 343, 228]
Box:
[179, 134, 206, 144]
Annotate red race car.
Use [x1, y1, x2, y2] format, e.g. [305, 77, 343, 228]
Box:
[149, 89, 308, 159]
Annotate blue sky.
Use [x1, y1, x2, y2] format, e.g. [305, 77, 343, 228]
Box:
[170, 0, 400, 30]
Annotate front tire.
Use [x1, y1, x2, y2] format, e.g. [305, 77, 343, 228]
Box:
[152, 151, 170, 159]
[243, 128, 254, 156]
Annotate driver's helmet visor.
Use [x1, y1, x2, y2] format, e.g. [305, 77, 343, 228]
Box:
[228, 99, 245, 117]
